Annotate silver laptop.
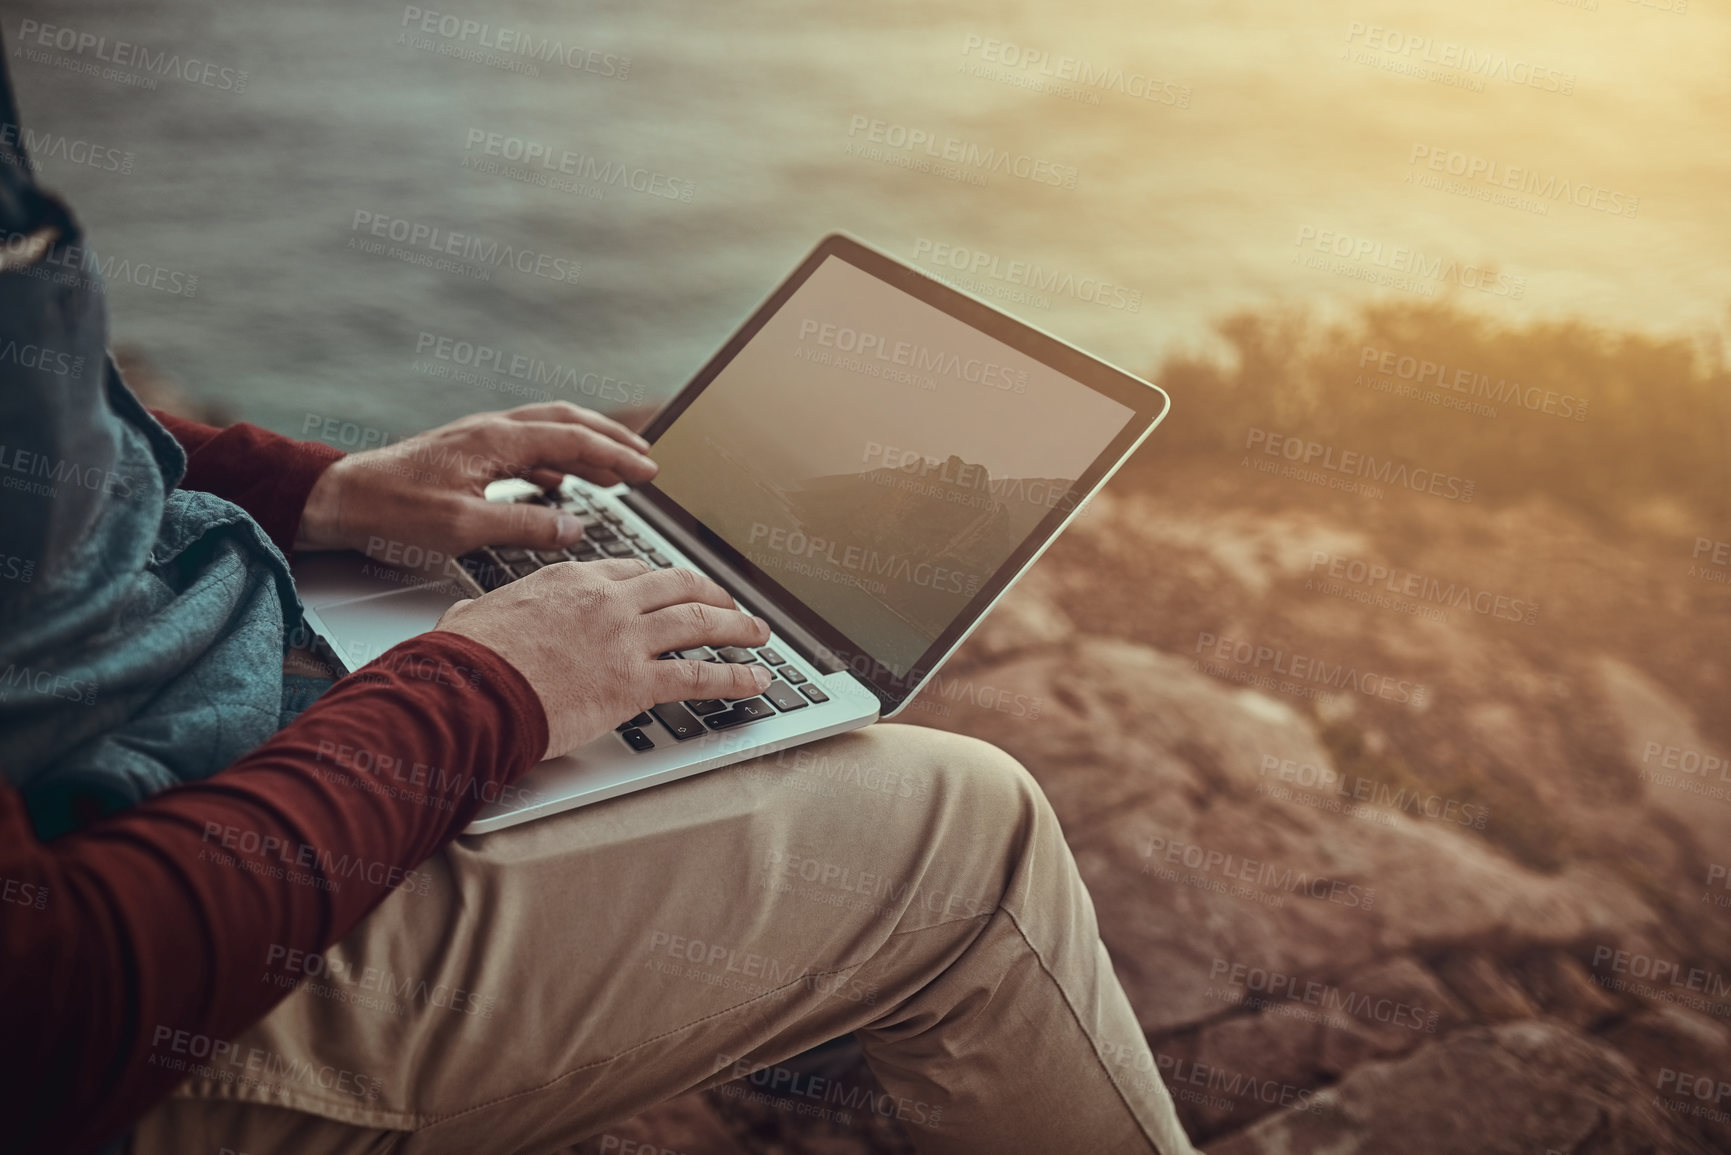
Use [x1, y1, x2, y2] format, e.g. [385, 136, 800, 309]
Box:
[292, 233, 1171, 834]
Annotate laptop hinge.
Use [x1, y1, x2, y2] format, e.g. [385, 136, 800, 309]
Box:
[619, 490, 849, 678]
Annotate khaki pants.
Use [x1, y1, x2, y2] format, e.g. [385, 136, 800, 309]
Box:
[133, 723, 1195, 1154]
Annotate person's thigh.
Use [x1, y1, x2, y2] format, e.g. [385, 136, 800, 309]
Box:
[135, 722, 1047, 1153]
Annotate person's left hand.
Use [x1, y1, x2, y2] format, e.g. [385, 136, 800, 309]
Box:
[294, 401, 657, 563]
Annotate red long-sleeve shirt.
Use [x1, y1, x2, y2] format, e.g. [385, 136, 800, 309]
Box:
[0, 416, 548, 1155]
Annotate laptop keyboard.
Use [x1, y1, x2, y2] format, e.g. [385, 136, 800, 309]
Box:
[455, 489, 829, 753]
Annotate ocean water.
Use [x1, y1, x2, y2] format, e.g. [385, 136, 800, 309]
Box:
[8, 0, 1729, 439]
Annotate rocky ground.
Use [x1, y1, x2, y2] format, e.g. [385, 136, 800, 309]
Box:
[569, 449, 1731, 1154]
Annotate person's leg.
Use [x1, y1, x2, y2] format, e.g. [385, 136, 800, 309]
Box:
[131, 723, 1194, 1155]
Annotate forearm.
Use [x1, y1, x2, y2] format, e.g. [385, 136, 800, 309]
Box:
[0, 631, 546, 1155]
[151, 411, 346, 555]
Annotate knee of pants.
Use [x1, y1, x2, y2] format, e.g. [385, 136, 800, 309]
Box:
[856, 724, 1060, 921]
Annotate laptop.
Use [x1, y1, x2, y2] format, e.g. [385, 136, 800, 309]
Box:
[292, 233, 1171, 833]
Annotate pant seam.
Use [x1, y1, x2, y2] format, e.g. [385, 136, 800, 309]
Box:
[1000, 902, 1176, 1155]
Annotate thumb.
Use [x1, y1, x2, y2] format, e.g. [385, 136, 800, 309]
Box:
[458, 498, 586, 552]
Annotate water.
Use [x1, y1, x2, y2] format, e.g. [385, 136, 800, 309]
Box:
[9, 0, 1728, 439]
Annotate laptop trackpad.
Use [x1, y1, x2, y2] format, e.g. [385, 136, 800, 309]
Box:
[313, 583, 463, 669]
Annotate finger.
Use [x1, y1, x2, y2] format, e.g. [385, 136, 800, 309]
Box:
[623, 565, 741, 615]
[524, 467, 627, 494]
[651, 658, 773, 704]
[575, 557, 653, 581]
[453, 497, 587, 551]
[505, 421, 657, 485]
[504, 400, 650, 452]
[526, 467, 566, 491]
[640, 602, 771, 655]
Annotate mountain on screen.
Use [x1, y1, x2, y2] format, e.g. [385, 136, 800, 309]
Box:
[785, 455, 1073, 636]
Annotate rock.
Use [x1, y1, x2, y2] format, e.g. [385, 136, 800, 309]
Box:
[1206, 1020, 1715, 1155]
[1511, 950, 1621, 1029]
[1432, 953, 1540, 1022]
[1594, 656, 1731, 860]
[912, 635, 1659, 1034]
[1602, 1005, 1731, 1153]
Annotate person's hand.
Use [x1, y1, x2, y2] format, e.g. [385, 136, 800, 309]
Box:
[295, 401, 656, 562]
[434, 559, 775, 758]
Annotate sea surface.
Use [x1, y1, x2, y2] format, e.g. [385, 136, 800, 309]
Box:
[9, 0, 1729, 437]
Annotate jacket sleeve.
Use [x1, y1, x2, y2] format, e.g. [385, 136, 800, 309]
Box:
[151, 412, 346, 555]
[0, 631, 549, 1155]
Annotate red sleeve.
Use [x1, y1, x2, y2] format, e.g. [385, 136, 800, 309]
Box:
[0, 631, 548, 1155]
[152, 411, 346, 555]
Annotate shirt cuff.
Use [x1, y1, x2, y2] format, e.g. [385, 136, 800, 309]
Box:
[152, 412, 346, 556]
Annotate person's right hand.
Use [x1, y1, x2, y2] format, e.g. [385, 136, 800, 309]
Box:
[434, 559, 774, 759]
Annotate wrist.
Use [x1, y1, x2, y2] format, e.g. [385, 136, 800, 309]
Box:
[295, 455, 352, 551]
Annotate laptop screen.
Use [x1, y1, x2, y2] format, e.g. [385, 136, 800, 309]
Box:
[638, 237, 1163, 710]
